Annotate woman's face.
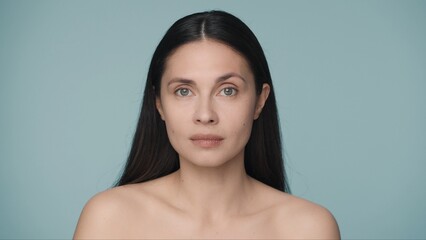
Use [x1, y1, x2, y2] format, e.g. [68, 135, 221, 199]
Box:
[156, 40, 269, 168]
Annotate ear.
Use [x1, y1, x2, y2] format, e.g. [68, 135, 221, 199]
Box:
[254, 83, 270, 120]
[155, 97, 165, 120]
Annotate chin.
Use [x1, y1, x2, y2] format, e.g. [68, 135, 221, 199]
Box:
[181, 157, 228, 168]
[178, 151, 243, 169]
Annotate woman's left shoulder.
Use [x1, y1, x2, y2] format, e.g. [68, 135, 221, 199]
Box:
[271, 192, 341, 239]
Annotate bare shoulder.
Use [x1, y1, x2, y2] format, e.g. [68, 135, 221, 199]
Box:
[73, 181, 163, 239]
[73, 185, 139, 238]
[272, 192, 340, 239]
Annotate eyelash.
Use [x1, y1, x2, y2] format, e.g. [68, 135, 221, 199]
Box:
[175, 88, 193, 97]
[174, 87, 238, 97]
[219, 87, 238, 96]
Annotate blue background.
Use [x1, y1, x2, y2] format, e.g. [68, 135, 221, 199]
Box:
[1, 0, 425, 239]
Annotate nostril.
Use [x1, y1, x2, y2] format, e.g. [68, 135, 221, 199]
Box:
[195, 118, 216, 124]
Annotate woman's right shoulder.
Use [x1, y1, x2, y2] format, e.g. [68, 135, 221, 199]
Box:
[73, 184, 152, 239]
[82, 184, 143, 214]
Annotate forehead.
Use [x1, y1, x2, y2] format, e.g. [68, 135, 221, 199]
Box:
[162, 40, 253, 83]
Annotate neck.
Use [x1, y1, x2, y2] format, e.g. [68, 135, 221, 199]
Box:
[171, 155, 254, 220]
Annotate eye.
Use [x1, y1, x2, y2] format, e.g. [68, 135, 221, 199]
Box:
[175, 88, 192, 97]
[219, 87, 237, 96]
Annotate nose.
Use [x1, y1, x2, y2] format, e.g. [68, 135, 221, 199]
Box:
[193, 96, 218, 125]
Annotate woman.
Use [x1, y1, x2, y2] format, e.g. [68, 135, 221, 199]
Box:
[74, 10, 340, 239]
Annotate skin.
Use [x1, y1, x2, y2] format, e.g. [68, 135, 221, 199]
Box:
[74, 40, 340, 239]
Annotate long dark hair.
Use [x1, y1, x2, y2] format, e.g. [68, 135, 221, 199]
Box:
[116, 10, 290, 193]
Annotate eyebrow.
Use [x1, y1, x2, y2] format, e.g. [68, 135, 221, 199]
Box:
[167, 72, 247, 86]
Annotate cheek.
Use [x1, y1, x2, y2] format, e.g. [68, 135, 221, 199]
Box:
[163, 108, 186, 133]
[160, 100, 194, 147]
[223, 100, 256, 136]
[163, 116, 185, 151]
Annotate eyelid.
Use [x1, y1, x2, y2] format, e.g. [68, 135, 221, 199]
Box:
[218, 86, 238, 96]
[174, 87, 194, 97]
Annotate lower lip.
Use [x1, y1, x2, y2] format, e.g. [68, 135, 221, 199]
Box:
[191, 139, 223, 148]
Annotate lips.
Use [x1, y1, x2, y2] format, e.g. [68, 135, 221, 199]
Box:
[190, 134, 224, 148]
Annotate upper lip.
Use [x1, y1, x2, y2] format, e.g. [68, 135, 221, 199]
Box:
[190, 134, 224, 141]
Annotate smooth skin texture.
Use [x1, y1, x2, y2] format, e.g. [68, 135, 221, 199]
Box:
[74, 40, 340, 239]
